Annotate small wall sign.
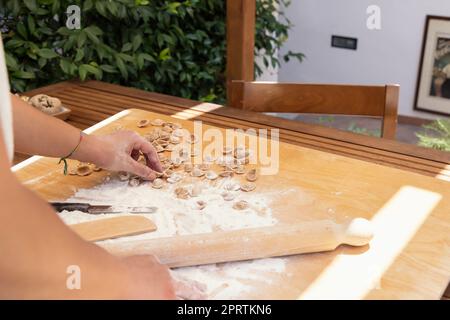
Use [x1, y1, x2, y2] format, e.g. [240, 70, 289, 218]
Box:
[331, 35, 358, 50]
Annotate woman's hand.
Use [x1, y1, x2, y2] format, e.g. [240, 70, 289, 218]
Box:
[119, 255, 176, 299]
[77, 130, 163, 180]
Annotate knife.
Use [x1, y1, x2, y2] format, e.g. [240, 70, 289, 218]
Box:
[50, 202, 158, 214]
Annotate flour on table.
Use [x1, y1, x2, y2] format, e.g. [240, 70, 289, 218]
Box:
[58, 176, 287, 299]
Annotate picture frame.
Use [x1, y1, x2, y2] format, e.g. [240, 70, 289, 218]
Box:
[415, 15, 450, 116]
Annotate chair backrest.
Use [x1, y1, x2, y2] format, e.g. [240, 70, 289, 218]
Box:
[229, 81, 400, 139]
[225, 0, 399, 139]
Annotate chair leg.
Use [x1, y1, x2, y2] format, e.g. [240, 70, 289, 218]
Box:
[381, 85, 399, 139]
[229, 80, 245, 109]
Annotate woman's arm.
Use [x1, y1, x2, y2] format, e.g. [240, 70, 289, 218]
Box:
[11, 94, 162, 179]
[0, 131, 174, 299]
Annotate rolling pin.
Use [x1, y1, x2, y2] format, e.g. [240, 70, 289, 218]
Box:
[99, 218, 374, 268]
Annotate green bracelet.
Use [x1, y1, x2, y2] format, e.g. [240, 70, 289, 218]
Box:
[58, 132, 85, 175]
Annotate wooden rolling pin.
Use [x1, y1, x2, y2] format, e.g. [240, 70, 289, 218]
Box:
[99, 218, 374, 268]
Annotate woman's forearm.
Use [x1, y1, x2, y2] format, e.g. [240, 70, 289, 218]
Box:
[1, 121, 173, 299]
[11, 93, 162, 179]
[0, 135, 131, 298]
[11, 94, 106, 167]
[11, 94, 83, 159]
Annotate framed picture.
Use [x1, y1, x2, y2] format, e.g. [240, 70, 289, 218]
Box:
[415, 15, 450, 116]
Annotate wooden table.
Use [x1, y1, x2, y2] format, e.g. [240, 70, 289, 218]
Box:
[14, 81, 450, 299]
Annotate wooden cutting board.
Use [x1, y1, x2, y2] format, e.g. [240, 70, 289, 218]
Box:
[13, 108, 450, 299]
[70, 216, 157, 242]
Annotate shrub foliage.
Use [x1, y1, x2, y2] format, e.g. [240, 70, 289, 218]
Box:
[0, 0, 303, 103]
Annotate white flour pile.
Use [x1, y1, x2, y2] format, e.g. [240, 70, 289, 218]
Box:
[58, 175, 288, 299]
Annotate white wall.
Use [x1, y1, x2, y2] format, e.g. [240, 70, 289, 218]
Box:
[278, 0, 450, 120]
[255, 50, 279, 81]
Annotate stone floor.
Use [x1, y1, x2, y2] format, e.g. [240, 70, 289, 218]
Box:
[267, 113, 424, 145]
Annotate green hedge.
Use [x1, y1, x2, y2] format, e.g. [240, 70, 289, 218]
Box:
[0, 0, 303, 103]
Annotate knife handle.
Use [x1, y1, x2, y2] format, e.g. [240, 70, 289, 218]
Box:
[50, 202, 91, 213]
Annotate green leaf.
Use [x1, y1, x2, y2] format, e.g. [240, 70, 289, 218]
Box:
[10, 0, 20, 15]
[60, 59, 72, 74]
[26, 51, 38, 60]
[38, 57, 47, 68]
[84, 26, 103, 36]
[115, 56, 128, 79]
[5, 39, 25, 49]
[38, 0, 54, 5]
[121, 42, 133, 52]
[132, 34, 142, 51]
[82, 64, 97, 74]
[140, 53, 155, 62]
[105, 1, 118, 16]
[11, 80, 26, 92]
[79, 64, 102, 79]
[118, 53, 134, 63]
[135, 0, 149, 5]
[95, 1, 107, 17]
[38, 27, 53, 35]
[75, 48, 84, 62]
[162, 33, 176, 46]
[100, 65, 117, 73]
[137, 54, 144, 70]
[33, 7, 50, 16]
[83, 0, 94, 11]
[24, 0, 37, 11]
[28, 42, 39, 52]
[84, 26, 102, 44]
[77, 31, 87, 47]
[95, 44, 108, 61]
[17, 22, 28, 39]
[37, 48, 58, 59]
[79, 65, 88, 81]
[51, 0, 60, 14]
[63, 35, 76, 51]
[57, 27, 73, 36]
[27, 16, 36, 35]
[159, 48, 171, 61]
[12, 70, 36, 79]
[35, 8, 49, 15]
[166, 2, 181, 14]
[5, 53, 19, 70]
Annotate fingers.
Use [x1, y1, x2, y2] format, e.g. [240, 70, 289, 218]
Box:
[125, 157, 157, 181]
[144, 153, 161, 175]
[130, 133, 163, 173]
[122, 255, 176, 299]
[130, 149, 140, 161]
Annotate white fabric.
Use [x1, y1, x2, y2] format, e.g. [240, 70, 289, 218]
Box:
[0, 37, 14, 163]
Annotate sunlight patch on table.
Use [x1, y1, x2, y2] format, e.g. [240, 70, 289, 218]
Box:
[437, 164, 450, 182]
[11, 155, 44, 172]
[83, 109, 131, 134]
[298, 186, 442, 300]
[171, 103, 223, 120]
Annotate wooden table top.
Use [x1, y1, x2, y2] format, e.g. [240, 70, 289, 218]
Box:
[14, 81, 450, 299]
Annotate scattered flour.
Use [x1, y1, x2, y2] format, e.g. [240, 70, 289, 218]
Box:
[58, 175, 288, 299]
[174, 258, 287, 299]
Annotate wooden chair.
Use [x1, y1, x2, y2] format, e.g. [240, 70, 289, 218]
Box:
[229, 81, 399, 139]
[225, 0, 399, 139]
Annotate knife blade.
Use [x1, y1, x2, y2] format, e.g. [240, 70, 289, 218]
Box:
[50, 202, 158, 214]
